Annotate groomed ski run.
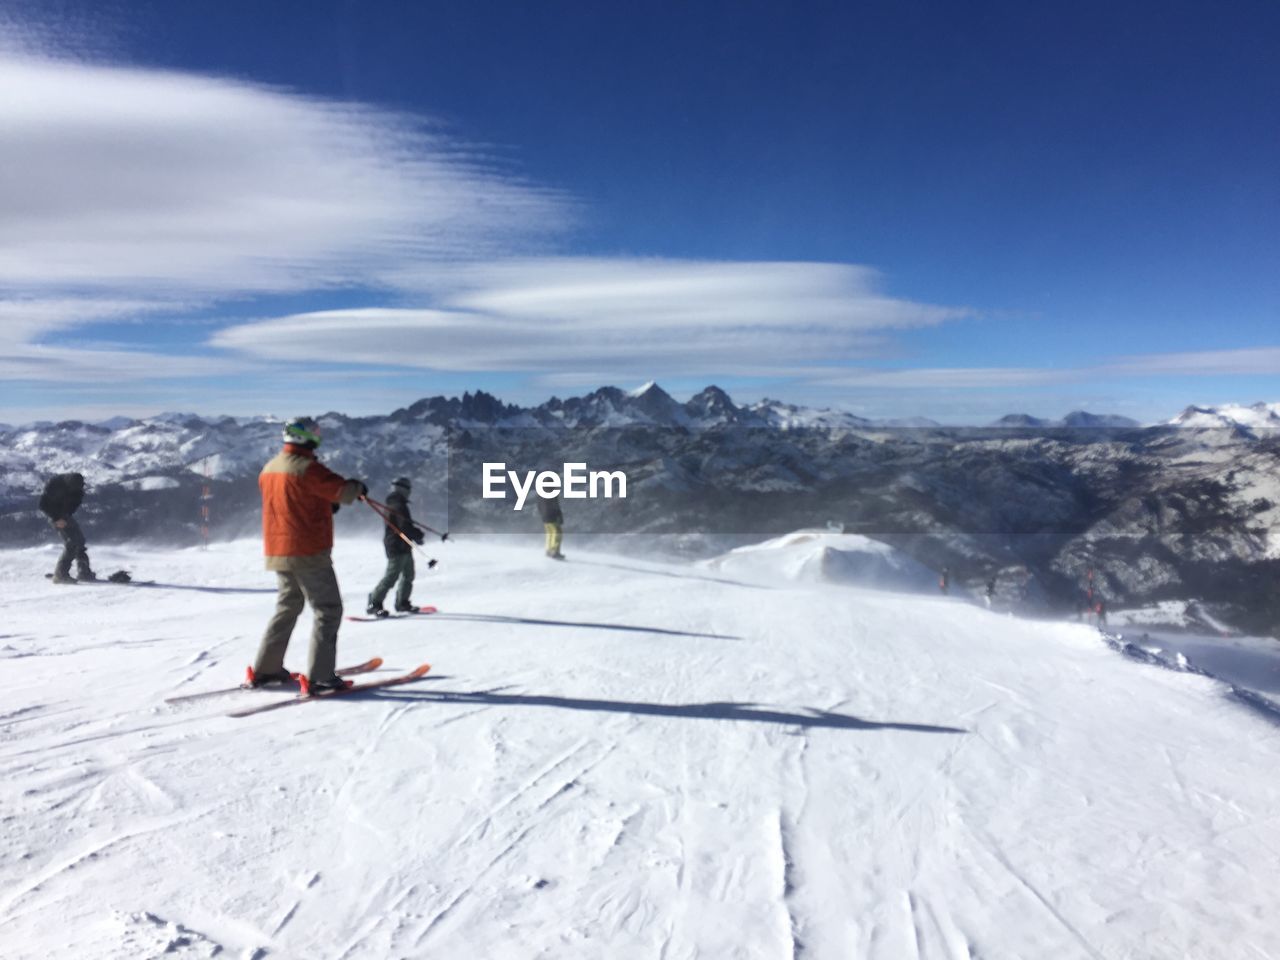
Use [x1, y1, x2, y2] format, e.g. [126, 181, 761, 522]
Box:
[2, 536, 1278, 960]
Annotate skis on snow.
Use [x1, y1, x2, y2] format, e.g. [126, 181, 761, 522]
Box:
[227, 663, 432, 718]
[346, 606, 438, 622]
[164, 657, 385, 704]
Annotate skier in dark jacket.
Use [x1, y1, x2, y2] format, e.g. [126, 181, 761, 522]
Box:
[366, 477, 426, 616]
[537, 493, 564, 559]
[39, 472, 96, 583]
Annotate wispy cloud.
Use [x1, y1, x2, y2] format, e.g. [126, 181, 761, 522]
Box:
[808, 366, 1077, 389]
[1107, 347, 1280, 377]
[801, 348, 1280, 391]
[204, 261, 1280, 395]
[0, 49, 567, 297]
[211, 258, 966, 376]
[0, 295, 266, 382]
[0, 25, 975, 402]
[0, 297, 183, 344]
[0, 31, 571, 386]
[0, 343, 262, 383]
[9, 21, 1269, 424]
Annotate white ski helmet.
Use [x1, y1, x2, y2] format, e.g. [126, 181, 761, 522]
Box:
[283, 416, 322, 448]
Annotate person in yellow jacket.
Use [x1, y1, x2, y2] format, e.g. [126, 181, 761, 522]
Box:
[537, 492, 565, 560]
[250, 416, 367, 691]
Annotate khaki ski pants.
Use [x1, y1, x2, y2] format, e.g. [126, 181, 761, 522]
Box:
[544, 522, 563, 556]
[254, 564, 344, 681]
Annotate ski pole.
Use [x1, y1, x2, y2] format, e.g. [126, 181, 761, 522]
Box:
[363, 496, 450, 541]
[362, 497, 439, 568]
[366, 496, 449, 543]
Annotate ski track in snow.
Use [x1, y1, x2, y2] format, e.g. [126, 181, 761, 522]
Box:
[2, 536, 1280, 958]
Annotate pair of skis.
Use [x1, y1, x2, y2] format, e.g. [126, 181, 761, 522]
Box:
[165, 656, 431, 717]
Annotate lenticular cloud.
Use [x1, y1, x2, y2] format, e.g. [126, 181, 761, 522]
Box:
[209, 258, 969, 376]
[0, 46, 568, 297]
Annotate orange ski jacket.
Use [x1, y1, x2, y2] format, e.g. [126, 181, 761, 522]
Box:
[260, 444, 362, 570]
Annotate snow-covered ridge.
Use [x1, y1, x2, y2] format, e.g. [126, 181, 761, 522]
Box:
[4, 384, 1280, 638]
[1168, 401, 1280, 432]
[990, 411, 1143, 428]
[8, 382, 1168, 436]
[0, 382, 1112, 496]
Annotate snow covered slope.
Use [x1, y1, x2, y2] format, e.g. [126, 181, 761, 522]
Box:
[2, 538, 1279, 959]
[701, 530, 938, 592]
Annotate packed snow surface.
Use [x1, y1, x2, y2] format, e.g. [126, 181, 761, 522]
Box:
[3, 537, 1279, 959]
[701, 530, 938, 592]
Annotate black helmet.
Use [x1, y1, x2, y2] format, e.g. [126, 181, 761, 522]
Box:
[392, 477, 411, 491]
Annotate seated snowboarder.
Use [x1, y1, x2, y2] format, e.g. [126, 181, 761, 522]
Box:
[367, 477, 426, 617]
[538, 492, 565, 560]
[39, 472, 96, 583]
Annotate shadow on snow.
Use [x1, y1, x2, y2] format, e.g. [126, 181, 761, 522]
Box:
[426, 611, 739, 641]
[370, 688, 966, 734]
[105, 581, 279, 595]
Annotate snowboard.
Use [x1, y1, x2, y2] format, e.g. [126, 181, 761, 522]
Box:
[347, 606, 438, 622]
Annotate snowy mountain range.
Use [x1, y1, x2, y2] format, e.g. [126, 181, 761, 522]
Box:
[990, 411, 1142, 428]
[2, 384, 1278, 635]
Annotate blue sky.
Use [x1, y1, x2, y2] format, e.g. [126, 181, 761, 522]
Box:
[1, 0, 1278, 423]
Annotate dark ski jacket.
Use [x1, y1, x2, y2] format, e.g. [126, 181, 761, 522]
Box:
[537, 495, 563, 524]
[383, 489, 424, 556]
[39, 473, 85, 522]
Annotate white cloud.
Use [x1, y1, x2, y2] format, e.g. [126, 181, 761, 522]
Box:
[0, 29, 972, 395]
[800, 348, 1280, 392]
[0, 297, 179, 345]
[210, 258, 966, 376]
[0, 36, 570, 384]
[1106, 347, 1280, 377]
[0, 343, 262, 382]
[0, 295, 266, 382]
[0, 50, 567, 296]
[808, 366, 1077, 389]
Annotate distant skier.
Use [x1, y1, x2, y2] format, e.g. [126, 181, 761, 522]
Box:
[251, 417, 367, 691]
[1094, 599, 1107, 627]
[366, 477, 426, 617]
[984, 576, 997, 608]
[939, 566, 950, 595]
[39, 472, 96, 583]
[538, 492, 565, 560]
